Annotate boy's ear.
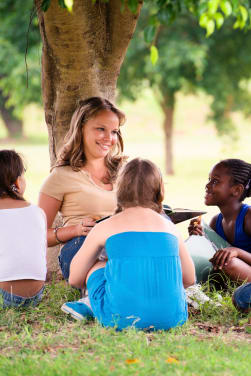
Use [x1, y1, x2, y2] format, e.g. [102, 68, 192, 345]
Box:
[232, 184, 244, 199]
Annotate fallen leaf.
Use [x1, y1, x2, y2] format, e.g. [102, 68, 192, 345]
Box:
[125, 358, 140, 364]
[165, 357, 179, 364]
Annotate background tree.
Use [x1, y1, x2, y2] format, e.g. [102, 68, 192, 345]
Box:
[35, 0, 251, 164]
[0, 0, 41, 138]
[118, 9, 207, 174]
[118, 6, 251, 174]
[35, 0, 143, 162]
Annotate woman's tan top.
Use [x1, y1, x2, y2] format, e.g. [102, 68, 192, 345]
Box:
[40, 166, 117, 226]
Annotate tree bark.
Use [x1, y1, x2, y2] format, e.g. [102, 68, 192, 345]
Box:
[0, 91, 23, 138]
[35, 0, 142, 164]
[160, 97, 175, 175]
[35, 0, 142, 278]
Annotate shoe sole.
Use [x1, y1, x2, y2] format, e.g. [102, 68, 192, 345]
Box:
[61, 304, 85, 321]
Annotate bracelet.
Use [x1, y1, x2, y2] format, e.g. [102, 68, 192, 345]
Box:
[53, 226, 64, 244]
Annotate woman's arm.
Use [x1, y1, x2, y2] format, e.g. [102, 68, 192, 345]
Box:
[178, 236, 196, 288]
[69, 225, 105, 288]
[38, 192, 95, 246]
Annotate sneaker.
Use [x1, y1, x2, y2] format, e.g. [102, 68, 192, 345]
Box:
[61, 301, 94, 320]
[78, 295, 92, 309]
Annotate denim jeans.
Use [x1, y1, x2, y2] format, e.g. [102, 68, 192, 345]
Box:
[233, 283, 251, 311]
[58, 236, 86, 280]
[0, 286, 44, 308]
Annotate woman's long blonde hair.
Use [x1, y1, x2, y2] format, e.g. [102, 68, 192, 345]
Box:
[56, 97, 127, 182]
[116, 158, 164, 213]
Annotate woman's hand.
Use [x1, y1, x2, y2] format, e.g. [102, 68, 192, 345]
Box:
[188, 216, 203, 236]
[75, 217, 96, 237]
[209, 247, 239, 270]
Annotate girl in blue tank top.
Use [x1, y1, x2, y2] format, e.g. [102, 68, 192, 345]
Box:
[189, 158, 251, 284]
[63, 158, 195, 330]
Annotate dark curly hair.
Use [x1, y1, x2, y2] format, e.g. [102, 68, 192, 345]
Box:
[0, 149, 25, 201]
[216, 159, 251, 201]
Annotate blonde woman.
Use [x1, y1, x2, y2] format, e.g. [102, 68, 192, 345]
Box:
[39, 97, 127, 280]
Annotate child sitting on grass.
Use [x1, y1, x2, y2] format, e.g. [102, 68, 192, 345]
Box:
[189, 158, 251, 286]
[61, 158, 195, 330]
[0, 150, 47, 308]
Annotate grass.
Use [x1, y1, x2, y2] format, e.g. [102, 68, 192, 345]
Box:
[0, 282, 250, 376]
[0, 91, 251, 374]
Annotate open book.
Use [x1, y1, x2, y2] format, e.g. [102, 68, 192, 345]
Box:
[163, 204, 207, 224]
[96, 205, 207, 224]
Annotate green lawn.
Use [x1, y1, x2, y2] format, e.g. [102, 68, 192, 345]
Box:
[0, 93, 250, 375]
[0, 282, 250, 376]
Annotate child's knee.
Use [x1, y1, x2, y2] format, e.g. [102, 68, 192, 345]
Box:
[222, 257, 240, 274]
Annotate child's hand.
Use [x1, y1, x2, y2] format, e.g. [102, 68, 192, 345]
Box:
[209, 247, 239, 270]
[188, 216, 203, 236]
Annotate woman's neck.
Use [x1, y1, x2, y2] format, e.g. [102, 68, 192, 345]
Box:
[84, 158, 106, 172]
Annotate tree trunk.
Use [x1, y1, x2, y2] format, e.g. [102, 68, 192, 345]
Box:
[160, 97, 175, 175]
[35, 0, 142, 164]
[0, 91, 23, 138]
[35, 0, 142, 278]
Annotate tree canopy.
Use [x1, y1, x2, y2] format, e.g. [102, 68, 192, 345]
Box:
[118, 4, 251, 173]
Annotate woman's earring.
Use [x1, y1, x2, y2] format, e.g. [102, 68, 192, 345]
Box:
[10, 184, 18, 193]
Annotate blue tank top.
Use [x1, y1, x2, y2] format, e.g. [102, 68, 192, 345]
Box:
[101, 231, 187, 330]
[215, 204, 251, 253]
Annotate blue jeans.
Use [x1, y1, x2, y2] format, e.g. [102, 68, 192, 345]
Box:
[58, 236, 86, 280]
[233, 283, 251, 311]
[0, 286, 44, 308]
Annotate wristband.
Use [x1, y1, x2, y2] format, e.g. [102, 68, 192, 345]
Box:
[53, 226, 64, 244]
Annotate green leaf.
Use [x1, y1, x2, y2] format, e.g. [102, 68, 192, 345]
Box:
[58, 0, 67, 8]
[64, 0, 73, 12]
[206, 19, 215, 37]
[208, 0, 219, 15]
[144, 25, 156, 44]
[233, 19, 241, 29]
[239, 6, 248, 23]
[157, 4, 175, 25]
[128, 0, 138, 14]
[214, 12, 224, 28]
[150, 45, 158, 65]
[41, 0, 51, 12]
[220, 1, 232, 17]
[231, 0, 239, 12]
[199, 14, 209, 28]
[198, 2, 208, 16]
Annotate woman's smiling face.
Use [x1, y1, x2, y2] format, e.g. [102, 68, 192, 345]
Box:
[82, 110, 120, 161]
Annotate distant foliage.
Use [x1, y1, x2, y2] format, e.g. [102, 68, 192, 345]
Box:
[0, 0, 42, 118]
[118, 5, 251, 137]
